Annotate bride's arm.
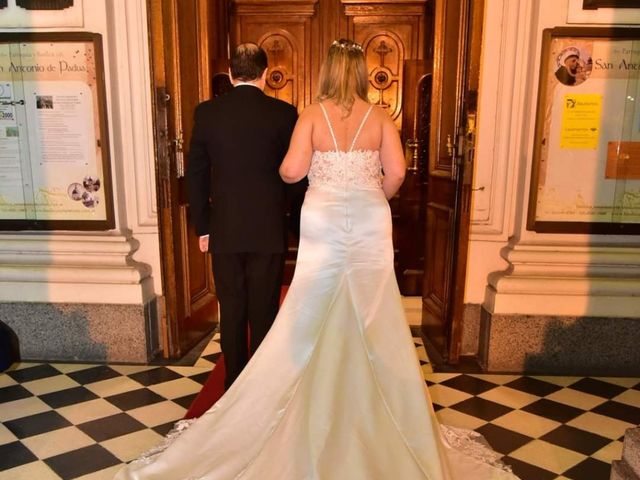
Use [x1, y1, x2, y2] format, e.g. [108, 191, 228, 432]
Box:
[280, 108, 314, 184]
[379, 112, 406, 199]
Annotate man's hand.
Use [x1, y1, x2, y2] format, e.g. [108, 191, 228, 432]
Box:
[198, 235, 209, 253]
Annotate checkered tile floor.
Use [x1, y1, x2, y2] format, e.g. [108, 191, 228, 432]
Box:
[1, 333, 639, 480]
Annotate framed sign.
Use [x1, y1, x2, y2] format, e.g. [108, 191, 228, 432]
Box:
[0, 0, 84, 28]
[583, 1, 639, 9]
[569, 0, 640, 24]
[528, 27, 640, 234]
[0, 32, 114, 231]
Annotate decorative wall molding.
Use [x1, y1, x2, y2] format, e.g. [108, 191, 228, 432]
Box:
[234, 0, 318, 17]
[0, 233, 153, 304]
[485, 242, 640, 317]
[342, 2, 425, 16]
[105, 0, 158, 230]
[471, 0, 534, 239]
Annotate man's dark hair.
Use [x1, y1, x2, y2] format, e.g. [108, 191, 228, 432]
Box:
[230, 43, 268, 81]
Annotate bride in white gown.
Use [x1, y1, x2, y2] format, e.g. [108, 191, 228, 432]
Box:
[115, 39, 519, 480]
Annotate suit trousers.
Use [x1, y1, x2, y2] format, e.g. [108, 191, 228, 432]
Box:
[212, 252, 284, 389]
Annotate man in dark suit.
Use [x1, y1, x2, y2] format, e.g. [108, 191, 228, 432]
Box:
[187, 43, 298, 389]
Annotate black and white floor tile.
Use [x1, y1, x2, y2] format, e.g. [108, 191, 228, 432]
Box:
[1, 333, 639, 480]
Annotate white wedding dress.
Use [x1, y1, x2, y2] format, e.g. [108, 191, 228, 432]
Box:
[115, 105, 519, 480]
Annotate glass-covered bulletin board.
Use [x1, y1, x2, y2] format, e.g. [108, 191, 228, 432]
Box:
[528, 28, 640, 234]
[0, 33, 114, 230]
[0, 1, 84, 29]
[582, 1, 639, 8]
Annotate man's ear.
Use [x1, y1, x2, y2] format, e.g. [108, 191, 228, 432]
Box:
[261, 68, 268, 82]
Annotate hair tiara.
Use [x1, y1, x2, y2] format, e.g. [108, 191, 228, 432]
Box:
[331, 39, 363, 52]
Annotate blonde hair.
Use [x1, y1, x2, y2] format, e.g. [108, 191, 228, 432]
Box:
[317, 39, 369, 116]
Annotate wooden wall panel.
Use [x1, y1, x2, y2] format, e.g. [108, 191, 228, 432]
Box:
[310, 0, 344, 102]
[232, 0, 318, 110]
[342, 0, 427, 129]
[422, 201, 454, 352]
[229, 0, 431, 296]
[429, 0, 464, 176]
[231, 0, 427, 121]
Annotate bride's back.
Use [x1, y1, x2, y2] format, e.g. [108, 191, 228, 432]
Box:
[310, 99, 382, 153]
[279, 38, 405, 199]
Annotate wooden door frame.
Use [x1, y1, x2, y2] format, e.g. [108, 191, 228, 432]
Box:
[147, 0, 217, 358]
[148, 0, 483, 361]
[426, 0, 484, 363]
[447, 0, 483, 364]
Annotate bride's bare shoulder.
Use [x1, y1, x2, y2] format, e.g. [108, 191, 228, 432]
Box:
[295, 103, 322, 125]
[368, 103, 388, 120]
[301, 102, 323, 115]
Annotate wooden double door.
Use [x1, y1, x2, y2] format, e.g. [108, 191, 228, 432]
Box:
[224, 0, 431, 290]
[149, 0, 482, 365]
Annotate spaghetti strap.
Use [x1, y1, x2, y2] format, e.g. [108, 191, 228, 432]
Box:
[319, 102, 374, 152]
[349, 104, 373, 152]
[319, 103, 340, 152]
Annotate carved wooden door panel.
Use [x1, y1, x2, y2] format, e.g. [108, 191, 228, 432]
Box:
[149, 0, 225, 358]
[343, 2, 429, 294]
[398, 60, 431, 295]
[422, 0, 482, 362]
[343, 1, 428, 130]
[231, 0, 318, 283]
[230, 0, 429, 290]
[231, 1, 317, 109]
[152, 0, 478, 362]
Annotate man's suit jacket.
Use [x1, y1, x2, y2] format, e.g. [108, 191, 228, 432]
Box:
[187, 85, 298, 253]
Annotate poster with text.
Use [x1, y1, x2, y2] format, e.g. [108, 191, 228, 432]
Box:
[0, 33, 113, 230]
[529, 28, 640, 233]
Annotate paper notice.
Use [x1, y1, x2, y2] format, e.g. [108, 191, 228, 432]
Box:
[560, 94, 602, 149]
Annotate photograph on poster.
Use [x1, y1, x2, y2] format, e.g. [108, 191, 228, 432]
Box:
[0, 0, 83, 28]
[0, 33, 113, 230]
[528, 28, 640, 234]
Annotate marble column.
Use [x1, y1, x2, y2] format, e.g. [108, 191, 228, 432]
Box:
[481, 243, 640, 375]
[0, 233, 158, 363]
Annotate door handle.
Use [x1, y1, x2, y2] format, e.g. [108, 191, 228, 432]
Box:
[446, 134, 454, 157]
[405, 139, 419, 172]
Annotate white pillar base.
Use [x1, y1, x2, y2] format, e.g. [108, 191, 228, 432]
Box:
[478, 242, 640, 375]
[0, 233, 153, 304]
[485, 243, 640, 317]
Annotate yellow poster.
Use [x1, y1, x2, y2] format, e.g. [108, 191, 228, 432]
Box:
[560, 94, 602, 149]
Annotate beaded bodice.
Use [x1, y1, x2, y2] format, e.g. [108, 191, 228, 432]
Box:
[308, 149, 382, 189]
[308, 102, 382, 190]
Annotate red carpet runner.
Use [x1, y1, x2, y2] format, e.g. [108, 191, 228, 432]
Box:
[184, 286, 289, 419]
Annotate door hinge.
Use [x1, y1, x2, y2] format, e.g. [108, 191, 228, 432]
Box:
[462, 113, 476, 187]
[172, 132, 185, 178]
[451, 130, 465, 181]
[451, 112, 477, 183]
